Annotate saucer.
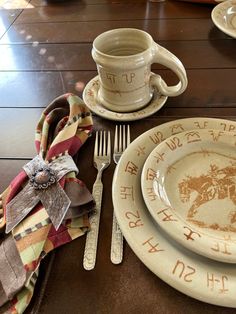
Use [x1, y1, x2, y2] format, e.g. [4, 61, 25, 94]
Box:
[82, 76, 168, 122]
[212, 0, 236, 38]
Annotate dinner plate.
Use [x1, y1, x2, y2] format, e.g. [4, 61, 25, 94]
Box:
[82, 76, 167, 122]
[141, 128, 236, 263]
[112, 117, 236, 307]
[212, 0, 236, 38]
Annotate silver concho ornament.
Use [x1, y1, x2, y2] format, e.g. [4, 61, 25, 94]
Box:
[29, 166, 56, 189]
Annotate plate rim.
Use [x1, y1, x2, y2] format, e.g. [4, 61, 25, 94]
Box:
[112, 117, 236, 307]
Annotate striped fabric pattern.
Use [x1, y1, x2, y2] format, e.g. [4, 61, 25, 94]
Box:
[0, 94, 94, 314]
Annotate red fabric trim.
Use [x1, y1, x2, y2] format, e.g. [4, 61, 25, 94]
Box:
[46, 135, 82, 160]
[48, 225, 72, 248]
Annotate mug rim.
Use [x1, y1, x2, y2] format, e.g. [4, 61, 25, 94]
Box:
[93, 28, 153, 59]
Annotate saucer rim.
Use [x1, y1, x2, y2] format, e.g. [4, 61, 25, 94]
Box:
[82, 76, 168, 122]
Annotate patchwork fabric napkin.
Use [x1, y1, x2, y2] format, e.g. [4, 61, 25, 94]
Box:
[0, 94, 94, 314]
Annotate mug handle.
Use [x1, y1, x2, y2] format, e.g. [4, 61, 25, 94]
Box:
[150, 43, 188, 97]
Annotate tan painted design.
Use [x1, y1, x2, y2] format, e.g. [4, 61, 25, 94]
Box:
[144, 70, 149, 84]
[185, 131, 202, 144]
[166, 165, 176, 174]
[208, 130, 224, 142]
[120, 186, 134, 200]
[157, 208, 178, 222]
[183, 226, 201, 241]
[125, 210, 144, 228]
[170, 123, 185, 135]
[149, 131, 164, 145]
[154, 152, 165, 163]
[106, 72, 117, 84]
[172, 260, 196, 283]
[122, 73, 135, 84]
[135, 145, 146, 156]
[207, 273, 229, 293]
[125, 161, 138, 175]
[178, 164, 236, 226]
[165, 136, 183, 151]
[142, 237, 164, 253]
[200, 148, 211, 157]
[87, 89, 94, 97]
[146, 187, 158, 201]
[220, 122, 236, 132]
[145, 168, 156, 181]
[193, 121, 209, 129]
[211, 241, 231, 255]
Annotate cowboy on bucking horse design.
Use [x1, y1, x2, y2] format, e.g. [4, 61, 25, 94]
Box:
[178, 164, 236, 222]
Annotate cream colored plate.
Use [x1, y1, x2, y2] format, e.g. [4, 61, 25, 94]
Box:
[212, 0, 236, 38]
[82, 76, 167, 122]
[142, 128, 236, 263]
[112, 118, 236, 307]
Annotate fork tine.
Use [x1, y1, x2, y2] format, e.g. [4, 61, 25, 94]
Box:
[127, 125, 130, 146]
[99, 131, 102, 156]
[118, 125, 122, 153]
[114, 126, 118, 154]
[107, 131, 111, 157]
[122, 125, 126, 151]
[103, 131, 106, 156]
[94, 131, 98, 158]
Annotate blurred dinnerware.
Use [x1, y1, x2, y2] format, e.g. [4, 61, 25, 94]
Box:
[212, 0, 236, 38]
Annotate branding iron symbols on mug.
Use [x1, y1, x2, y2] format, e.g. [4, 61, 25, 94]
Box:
[92, 28, 188, 113]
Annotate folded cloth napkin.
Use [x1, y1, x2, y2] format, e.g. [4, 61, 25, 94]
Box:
[0, 93, 94, 314]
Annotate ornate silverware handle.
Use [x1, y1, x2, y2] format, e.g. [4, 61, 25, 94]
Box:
[83, 181, 103, 270]
[110, 213, 123, 264]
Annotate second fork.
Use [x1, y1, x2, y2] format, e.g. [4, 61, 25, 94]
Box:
[111, 125, 130, 264]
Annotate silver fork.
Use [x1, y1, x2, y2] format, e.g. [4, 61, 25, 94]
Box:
[111, 125, 130, 264]
[83, 130, 111, 270]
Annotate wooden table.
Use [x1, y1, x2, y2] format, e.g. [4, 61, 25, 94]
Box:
[0, 0, 236, 313]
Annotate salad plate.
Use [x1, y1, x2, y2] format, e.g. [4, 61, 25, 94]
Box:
[141, 128, 236, 263]
[112, 117, 236, 307]
[212, 0, 236, 38]
[82, 76, 167, 122]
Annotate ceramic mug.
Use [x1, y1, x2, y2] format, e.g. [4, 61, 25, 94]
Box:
[92, 28, 188, 113]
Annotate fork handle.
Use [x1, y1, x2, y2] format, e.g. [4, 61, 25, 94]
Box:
[110, 213, 123, 264]
[83, 181, 103, 270]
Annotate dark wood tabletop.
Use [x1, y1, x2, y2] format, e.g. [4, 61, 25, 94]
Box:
[0, 0, 236, 313]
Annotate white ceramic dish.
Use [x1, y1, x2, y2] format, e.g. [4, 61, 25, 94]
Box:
[212, 0, 236, 38]
[82, 76, 167, 122]
[112, 117, 236, 307]
[141, 128, 236, 263]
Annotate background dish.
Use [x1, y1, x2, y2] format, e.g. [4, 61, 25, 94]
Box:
[212, 0, 236, 38]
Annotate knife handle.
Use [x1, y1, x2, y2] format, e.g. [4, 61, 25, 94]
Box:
[83, 181, 103, 270]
